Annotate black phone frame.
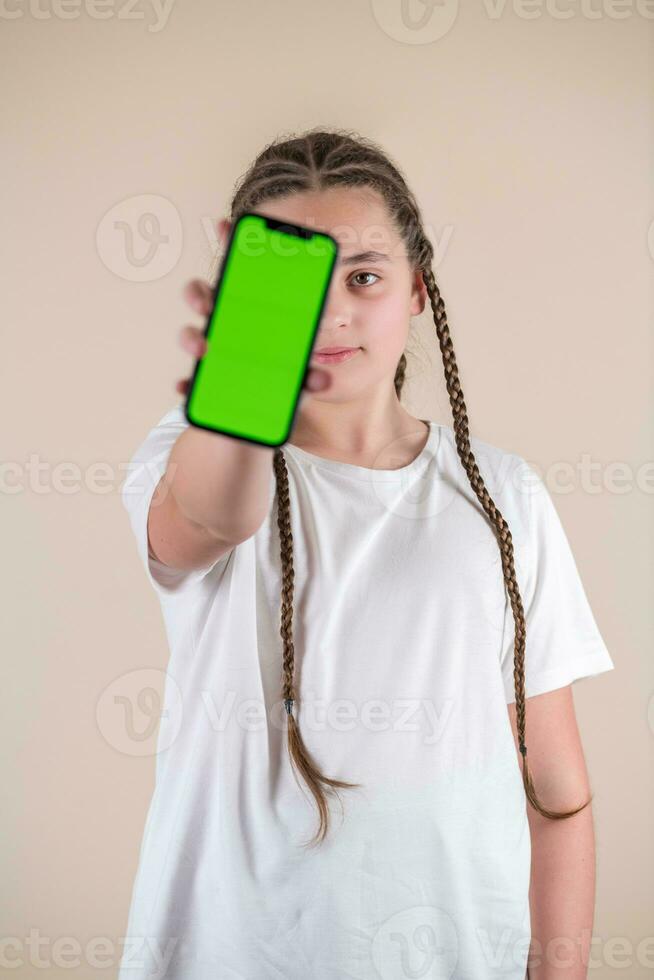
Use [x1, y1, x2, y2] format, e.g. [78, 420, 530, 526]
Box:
[183, 210, 339, 448]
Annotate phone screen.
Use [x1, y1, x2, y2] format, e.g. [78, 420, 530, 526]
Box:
[185, 212, 338, 447]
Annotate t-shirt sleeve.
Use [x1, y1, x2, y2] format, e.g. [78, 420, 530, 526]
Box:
[121, 404, 234, 597]
[501, 458, 615, 704]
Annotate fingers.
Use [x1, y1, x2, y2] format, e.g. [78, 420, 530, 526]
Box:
[297, 366, 331, 412]
[183, 279, 215, 318]
[178, 364, 331, 403]
[175, 332, 205, 397]
[176, 279, 214, 396]
[304, 367, 331, 393]
[179, 364, 331, 405]
[178, 324, 208, 358]
[180, 221, 229, 319]
[177, 274, 333, 410]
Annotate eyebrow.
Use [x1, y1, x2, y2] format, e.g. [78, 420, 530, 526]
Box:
[337, 250, 391, 266]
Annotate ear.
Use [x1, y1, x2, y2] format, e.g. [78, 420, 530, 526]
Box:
[410, 268, 428, 317]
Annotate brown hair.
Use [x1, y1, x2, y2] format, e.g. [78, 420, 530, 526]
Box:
[222, 126, 592, 847]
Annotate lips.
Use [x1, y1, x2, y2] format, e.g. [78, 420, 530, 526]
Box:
[314, 346, 358, 354]
[311, 347, 361, 365]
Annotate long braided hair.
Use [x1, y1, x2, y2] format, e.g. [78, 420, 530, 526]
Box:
[220, 127, 592, 847]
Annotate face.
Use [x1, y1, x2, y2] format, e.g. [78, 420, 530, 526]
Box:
[245, 187, 427, 402]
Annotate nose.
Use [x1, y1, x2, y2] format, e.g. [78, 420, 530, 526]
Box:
[317, 279, 352, 337]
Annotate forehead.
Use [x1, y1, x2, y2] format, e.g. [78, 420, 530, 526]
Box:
[253, 188, 404, 258]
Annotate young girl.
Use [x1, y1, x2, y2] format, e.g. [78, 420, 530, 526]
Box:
[119, 128, 614, 980]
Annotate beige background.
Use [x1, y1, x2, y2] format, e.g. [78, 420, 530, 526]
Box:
[2, 1, 652, 976]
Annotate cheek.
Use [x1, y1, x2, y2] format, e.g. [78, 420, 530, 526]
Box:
[361, 295, 410, 356]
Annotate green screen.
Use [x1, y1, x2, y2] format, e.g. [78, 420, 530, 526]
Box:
[186, 213, 338, 446]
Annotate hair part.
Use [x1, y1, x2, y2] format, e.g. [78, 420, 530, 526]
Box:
[224, 127, 591, 847]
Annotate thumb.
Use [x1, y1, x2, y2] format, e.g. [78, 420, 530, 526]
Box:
[298, 367, 331, 411]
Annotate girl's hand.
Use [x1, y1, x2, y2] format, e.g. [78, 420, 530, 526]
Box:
[176, 276, 332, 415]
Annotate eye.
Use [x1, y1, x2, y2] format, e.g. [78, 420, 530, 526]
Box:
[349, 271, 380, 288]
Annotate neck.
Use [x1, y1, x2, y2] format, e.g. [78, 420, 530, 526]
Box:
[287, 393, 429, 469]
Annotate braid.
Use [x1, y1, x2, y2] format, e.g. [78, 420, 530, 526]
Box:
[221, 127, 591, 846]
[272, 448, 361, 848]
[420, 266, 590, 820]
[393, 351, 407, 398]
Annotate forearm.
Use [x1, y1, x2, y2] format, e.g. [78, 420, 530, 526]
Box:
[167, 426, 274, 540]
[527, 806, 596, 979]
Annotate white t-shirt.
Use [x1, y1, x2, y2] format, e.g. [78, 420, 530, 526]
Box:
[119, 404, 614, 980]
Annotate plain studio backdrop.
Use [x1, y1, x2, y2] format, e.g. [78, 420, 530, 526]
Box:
[2, 2, 652, 977]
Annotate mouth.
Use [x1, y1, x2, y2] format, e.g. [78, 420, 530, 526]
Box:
[311, 346, 362, 365]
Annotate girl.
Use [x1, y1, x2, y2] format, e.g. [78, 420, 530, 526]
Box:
[120, 128, 614, 980]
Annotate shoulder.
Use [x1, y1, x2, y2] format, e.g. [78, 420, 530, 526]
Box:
[158, 402, 189, 428]
[123, 403, 191, 488]
[435, 422, 532, 507]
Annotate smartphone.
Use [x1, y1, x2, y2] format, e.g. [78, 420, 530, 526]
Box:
[184, 211, 339, 447]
